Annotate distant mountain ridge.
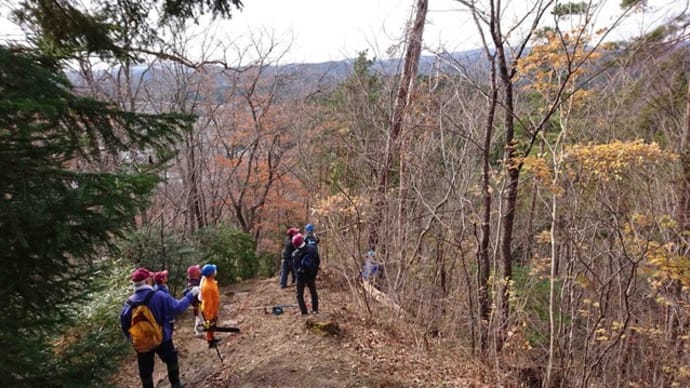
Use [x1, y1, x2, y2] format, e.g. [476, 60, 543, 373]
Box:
[69, 49, 485, 101]
[280, 48, 484, 75]
[270, 48, 485, 96]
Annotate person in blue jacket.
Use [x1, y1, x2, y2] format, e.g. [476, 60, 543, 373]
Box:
[153, 270, 170, 293]
[120, 267, 200, 388]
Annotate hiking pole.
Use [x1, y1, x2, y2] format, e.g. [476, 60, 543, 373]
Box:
[214, 345, 224, 364]
[199, 312, 229, 364]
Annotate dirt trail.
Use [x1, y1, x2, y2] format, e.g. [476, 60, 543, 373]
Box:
[113, 271, 488, 387]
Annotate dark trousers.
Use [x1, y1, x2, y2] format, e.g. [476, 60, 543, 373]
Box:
[295, 272, 318, 314]
[280, 258, 294, 288]
[136, 339, 180, 388]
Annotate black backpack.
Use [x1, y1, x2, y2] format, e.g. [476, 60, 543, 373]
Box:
[293, 246, 318, 275]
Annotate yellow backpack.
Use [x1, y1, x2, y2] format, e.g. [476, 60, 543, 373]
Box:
[127, 290, 163, 353]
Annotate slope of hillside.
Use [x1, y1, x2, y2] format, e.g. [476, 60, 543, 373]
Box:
[112, 270, 491, 387]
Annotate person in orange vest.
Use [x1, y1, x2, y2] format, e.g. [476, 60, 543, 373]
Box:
[199, 264, 221, 348]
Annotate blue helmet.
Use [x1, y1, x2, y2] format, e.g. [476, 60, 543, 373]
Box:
[305, 223, 315, 232]
[201, 264, 217, 277]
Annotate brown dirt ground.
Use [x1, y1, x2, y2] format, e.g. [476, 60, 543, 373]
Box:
[112, 270, 491, 387]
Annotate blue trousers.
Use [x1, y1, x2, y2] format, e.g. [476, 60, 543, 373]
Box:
[280, 258, 294, 288]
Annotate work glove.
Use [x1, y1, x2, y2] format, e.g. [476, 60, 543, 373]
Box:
[190, 286, 200, 296]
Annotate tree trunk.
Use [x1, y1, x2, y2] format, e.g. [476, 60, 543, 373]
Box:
[477, 52, 498, 352]
[395, 0, 428, 286]
[186, 131, 206, 232]
[492, 18, 518, 351]
[370, 0, 428, 258]
[678, 77, 690, 230]
[668, 72, 690, 362]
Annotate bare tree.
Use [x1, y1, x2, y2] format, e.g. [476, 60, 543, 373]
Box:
[371, 0, 429, 259]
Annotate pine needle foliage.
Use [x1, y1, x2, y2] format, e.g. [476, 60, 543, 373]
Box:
[0, 45, 189, 386]
[13, 0, 244, 60]
[2, 0, 244, 384]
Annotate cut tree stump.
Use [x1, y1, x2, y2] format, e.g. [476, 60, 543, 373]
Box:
[305, 319, 341, 336]
[362, 280, 404, 316]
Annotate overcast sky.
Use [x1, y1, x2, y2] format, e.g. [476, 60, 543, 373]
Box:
[225, 0, 479, 63]
[0, 0, 685, 65]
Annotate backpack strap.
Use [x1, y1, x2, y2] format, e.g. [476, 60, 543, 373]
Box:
[143, 289, 158, 305]
[126, 289, 158, 308]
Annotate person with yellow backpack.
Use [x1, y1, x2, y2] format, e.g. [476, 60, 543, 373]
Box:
[120, 267, 200, 388]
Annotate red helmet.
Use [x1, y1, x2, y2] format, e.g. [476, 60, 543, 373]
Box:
[187, 265, 201, 280]
[286, 227, 300, 237]
[291, 233, 305, 248]
[131, 267, 151, 282]
[153, 270, 168, 284]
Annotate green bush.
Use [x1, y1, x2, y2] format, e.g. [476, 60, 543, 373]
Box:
[255, 250, 280, 278]
[117, 228, 198, 295]
[195, 224, 258, 285]
[25, 259, 134, 388]
[117, 224, 267, 291]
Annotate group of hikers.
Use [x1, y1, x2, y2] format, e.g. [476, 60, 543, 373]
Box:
[119, 222, 322, 388]
[119, 263, 221, 388]
[118, 221, 392, 387]
[281, 223, 321, 315]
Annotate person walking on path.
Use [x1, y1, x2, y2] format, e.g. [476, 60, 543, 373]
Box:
[153, 269, 177, 331]
[184, 264, 203, 336]
[291, 233, 320, 315]
[153, 270, 170, 294]
[120, 267, 200, 388]
[280, 227, 300, 288]
[200, 264, 222, 348]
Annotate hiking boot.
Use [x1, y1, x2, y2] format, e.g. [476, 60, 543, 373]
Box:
[167, 360, 184, 388]
[208, 338, 222, 348]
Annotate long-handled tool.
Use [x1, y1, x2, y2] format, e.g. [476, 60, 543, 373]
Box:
[246, 303, 299, 315]
[195, 323, 241, 333]
[199, 313, 239, 364]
